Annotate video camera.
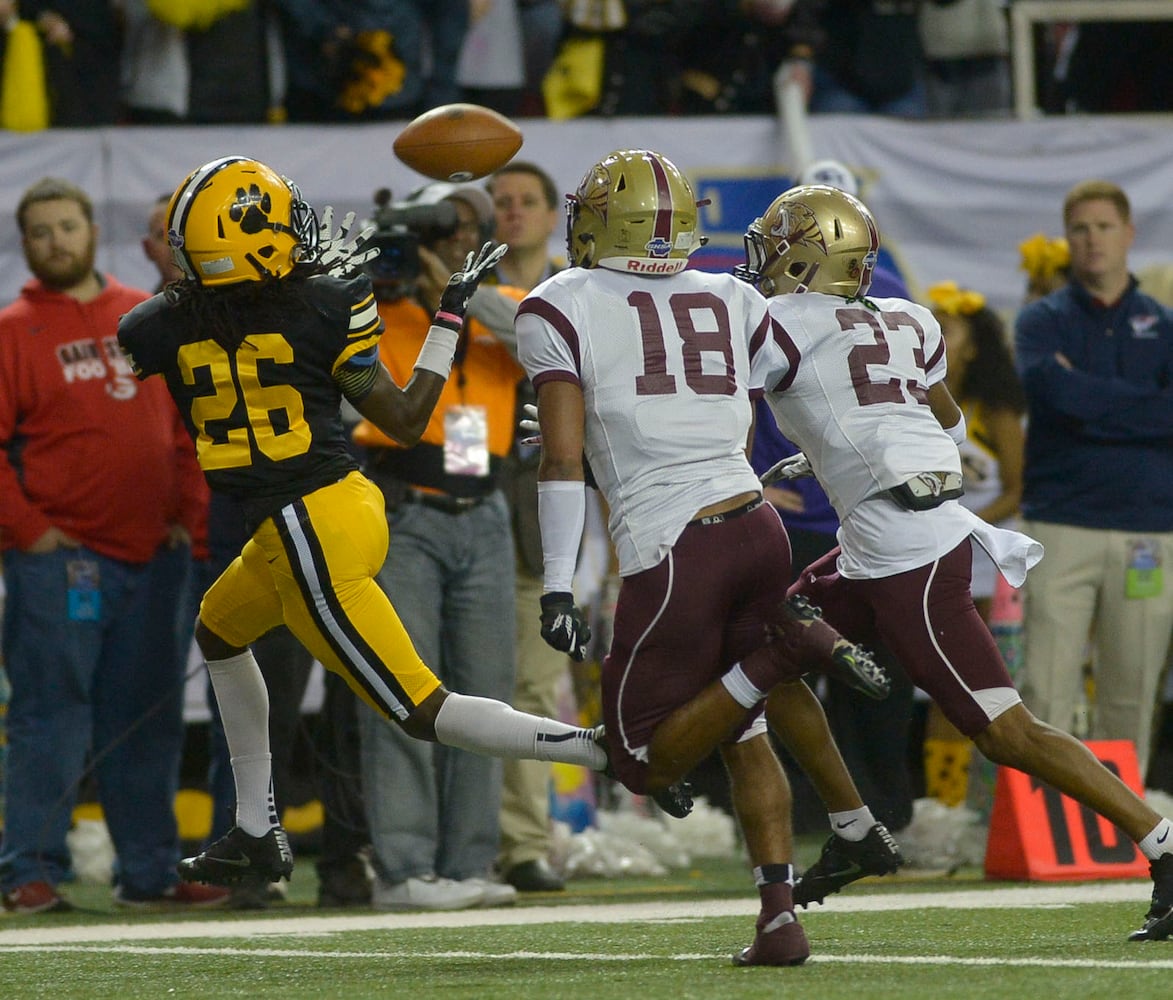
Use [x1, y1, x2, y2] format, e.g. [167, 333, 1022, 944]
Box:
[363, 187, 459, 287]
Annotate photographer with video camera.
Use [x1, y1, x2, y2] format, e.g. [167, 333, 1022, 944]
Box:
[352, 183, 531, 911]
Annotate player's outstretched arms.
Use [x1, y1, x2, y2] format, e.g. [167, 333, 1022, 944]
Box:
[355, 241, 509, 445]
[355, 364, 445, 448]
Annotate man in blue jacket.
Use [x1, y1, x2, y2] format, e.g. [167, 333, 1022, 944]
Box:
[1015, 179, 1173, 784]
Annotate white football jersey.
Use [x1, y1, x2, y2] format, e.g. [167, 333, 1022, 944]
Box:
[517, 267, 770, 575]
[754, 293, 994, 579]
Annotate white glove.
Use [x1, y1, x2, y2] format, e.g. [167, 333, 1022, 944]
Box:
[759, 451, 812, 486]
[519, 402, 540, 446]
[316, 206, 379, 277]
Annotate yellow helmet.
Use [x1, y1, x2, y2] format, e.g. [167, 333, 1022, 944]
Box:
[566, 149, 705, 275]
[736, 184, 880, 298]
[166, 156, 319, 286]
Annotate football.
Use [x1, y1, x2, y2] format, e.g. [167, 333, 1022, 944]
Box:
[393, 103, 524, 183]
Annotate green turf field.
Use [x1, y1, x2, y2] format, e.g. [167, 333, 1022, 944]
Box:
[2, 843, 1169, 1000]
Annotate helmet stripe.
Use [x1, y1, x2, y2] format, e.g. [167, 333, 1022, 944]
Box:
[646, 153, 674, 247]
[168, 155, 248, 277]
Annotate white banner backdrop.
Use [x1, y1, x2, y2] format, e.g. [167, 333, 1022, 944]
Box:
[2, 115, 1172, 318]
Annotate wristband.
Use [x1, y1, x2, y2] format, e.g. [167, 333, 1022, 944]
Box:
[433, 310, 463, 332]
[538, 479, 586, 593]
[945, 412, 967, 446]
[413, 324, 460, 378]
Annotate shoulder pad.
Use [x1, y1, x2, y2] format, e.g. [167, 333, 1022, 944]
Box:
[304, 272, 377, 324]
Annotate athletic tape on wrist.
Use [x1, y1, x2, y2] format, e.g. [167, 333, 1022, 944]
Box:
[414, 325, 460, 377]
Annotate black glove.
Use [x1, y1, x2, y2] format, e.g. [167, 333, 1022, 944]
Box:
[438, 240, 509, 318]
[539, 591, 591, 661]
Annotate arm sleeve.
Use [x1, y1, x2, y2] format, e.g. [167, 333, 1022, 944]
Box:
[538, 479, 586, 593]
[334, 343, 382, 403]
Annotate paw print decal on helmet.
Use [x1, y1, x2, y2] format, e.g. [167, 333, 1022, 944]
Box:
[230, 184, 276, 238]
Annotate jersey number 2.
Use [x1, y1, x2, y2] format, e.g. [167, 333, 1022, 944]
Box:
[840, 307, 929, 406]
[178, 335, 310, 470]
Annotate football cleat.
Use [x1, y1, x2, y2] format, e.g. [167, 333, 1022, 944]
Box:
[592, 723, 695, 819]
[178, 825, 293, 887]
[775, 595, 890, 700]
[1128, 853, 1173, 942]
[794, 822, 904, 908]
[732, 909, 810, 967]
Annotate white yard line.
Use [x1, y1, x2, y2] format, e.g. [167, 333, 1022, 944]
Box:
[0, 881, 1153, 947]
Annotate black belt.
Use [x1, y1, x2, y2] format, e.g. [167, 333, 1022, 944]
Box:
[404, 488, 490, 515]
[691, 495, 765, 526]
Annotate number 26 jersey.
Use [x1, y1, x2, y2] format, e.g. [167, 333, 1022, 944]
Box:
[117, 273, 383, 531]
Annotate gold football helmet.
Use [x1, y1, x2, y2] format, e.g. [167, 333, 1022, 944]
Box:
[166, 156, 319, 286]
[566, 149, 705, 274]
[736, 184, 880, 298]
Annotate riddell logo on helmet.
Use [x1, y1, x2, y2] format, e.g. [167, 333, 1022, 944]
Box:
[626, 259, 687, 274]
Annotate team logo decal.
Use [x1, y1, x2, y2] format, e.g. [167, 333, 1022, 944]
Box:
[230, 184, 276, 236]
[578, 165, 612, 227]
[645, 236, 672, 257]
[769, 202, 828, 257]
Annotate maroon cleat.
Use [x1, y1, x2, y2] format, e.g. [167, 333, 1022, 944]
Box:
[732, 909, 810, 967]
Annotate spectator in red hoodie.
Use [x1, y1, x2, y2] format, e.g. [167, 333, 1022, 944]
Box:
[0, 177, 222, 914]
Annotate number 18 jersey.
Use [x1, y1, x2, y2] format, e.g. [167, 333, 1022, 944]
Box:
[517, 267, 771, 575]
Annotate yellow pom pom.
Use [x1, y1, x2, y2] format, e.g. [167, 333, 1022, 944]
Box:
[1018, 233, 1070, 283]
[926, 280, 985, 316]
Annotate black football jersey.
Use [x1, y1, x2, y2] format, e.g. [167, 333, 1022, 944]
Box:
[118, 273, 383, 530]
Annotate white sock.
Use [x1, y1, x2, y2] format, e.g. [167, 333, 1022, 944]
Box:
[721, 663, 767, 709]
[231, 756, 277, 837]
[433, 692, 606, 770]
[206, 650, 275, 837]
[1139, 818, 1173, 860]
[828, 806, 876, 842]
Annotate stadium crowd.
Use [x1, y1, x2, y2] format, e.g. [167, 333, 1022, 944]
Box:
[0, 1, 1170, 130]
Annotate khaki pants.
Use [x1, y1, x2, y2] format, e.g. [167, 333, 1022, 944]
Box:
[1020, 521, 1173, 775]
[498, 570, 572, 870]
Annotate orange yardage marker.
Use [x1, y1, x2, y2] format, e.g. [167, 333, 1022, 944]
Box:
[984, 739, 1149, 881]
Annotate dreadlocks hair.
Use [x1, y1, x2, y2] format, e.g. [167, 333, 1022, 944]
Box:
[165, 262, 329, 354]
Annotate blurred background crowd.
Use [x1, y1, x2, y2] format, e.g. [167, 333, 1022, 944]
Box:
[0, 0, 1170, 131]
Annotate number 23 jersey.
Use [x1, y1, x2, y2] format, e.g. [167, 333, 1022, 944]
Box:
[516, 266, 771, 575]
[117, 273, 383, 530]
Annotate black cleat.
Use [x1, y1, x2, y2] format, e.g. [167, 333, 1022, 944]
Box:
[1129, 854, 1173, 941]
[178, 825, 294, 887]
[794, 822, 904, 907]
[782, 595, 891, 700]
[650, 779, 695, 820]
[592, 724, 695, 819]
